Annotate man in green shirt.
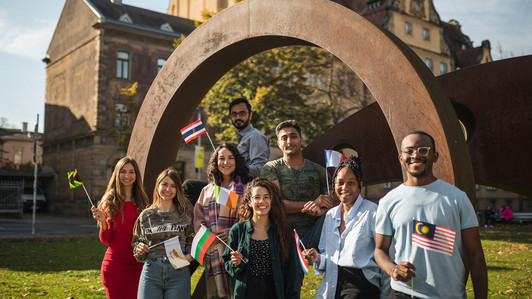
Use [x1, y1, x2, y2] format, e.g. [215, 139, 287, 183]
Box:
[261, 119, 333, 248]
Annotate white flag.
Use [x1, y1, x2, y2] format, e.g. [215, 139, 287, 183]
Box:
[164, 236, 190, 269]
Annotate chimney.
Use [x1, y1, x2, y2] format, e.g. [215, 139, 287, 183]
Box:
[22, 122, 28, 133]
[110, 0, 122, 4]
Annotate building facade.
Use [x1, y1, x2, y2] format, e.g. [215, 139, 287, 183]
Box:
[43, 0, 195, 214]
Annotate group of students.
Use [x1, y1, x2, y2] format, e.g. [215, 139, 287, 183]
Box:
[90, 97, 487, 299]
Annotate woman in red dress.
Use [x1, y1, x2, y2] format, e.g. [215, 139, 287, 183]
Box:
[92, 156, 150, 298]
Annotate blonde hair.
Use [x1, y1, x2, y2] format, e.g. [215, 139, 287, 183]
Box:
[151, 167, 190, 217]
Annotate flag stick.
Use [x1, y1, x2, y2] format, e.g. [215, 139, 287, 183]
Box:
[149, 235, 179, 249]
[81, 184, 95, 207]
[325, 168, 330, 195]
[295, 229, 307, 251]
[215, 234, 247, 264]
[205, 132, 216, 151]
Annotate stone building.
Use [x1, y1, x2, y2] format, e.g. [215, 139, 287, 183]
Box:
[43, 0, 195, 214]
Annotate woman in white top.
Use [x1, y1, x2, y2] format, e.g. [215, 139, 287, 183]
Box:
[303, 156, 386, 299]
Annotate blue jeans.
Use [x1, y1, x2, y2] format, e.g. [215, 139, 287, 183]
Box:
[138, 256, 191, 299]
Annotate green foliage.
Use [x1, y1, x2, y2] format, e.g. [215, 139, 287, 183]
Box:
[1, 161, 41, 173]
[0, 230, 531, 298]
[201, 46, 333, 145]
[99, 82, 141, 153]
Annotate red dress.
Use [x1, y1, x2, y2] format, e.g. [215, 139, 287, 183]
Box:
[99, 201, 143, 299]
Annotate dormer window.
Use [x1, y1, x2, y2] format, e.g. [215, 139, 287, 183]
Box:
[368, 1, 381, 10]
[119, 14, 132, 23]
[160, 23, 174, 32]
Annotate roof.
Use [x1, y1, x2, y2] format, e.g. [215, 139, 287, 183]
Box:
[85, 0, 196, 38]
[332, 0, 390, 26]
[441, 21, 488, 68]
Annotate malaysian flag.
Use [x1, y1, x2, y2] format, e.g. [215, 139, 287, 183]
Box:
[412, 219, 455, 256]
[180, 120, 207, 143]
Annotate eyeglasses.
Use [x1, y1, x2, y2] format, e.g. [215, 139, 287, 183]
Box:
[251, 195, 272, 202]
[401, 146, 431, 157]
[230, 111, 248, 118]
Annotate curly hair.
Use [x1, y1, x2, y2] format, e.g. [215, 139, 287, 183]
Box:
[98, 156, 149, 227]
[332, 155, 363, 190]
[206, 143, 251, 185]
[151, 168, 191, 218]
[239, 177, 291, 262]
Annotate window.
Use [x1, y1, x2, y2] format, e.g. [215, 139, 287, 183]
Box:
[422, 28, 430, 40]
[14, 148, 23, 164]
[383, 182, 392, 189]
[404, 22, 412, 35]
[157, 58, 166, 73]
[116, 51, 130, 79]
[160, 23, 174, 32]
[425, 58, 433, 71]
[368, 1, 381, 10]
[119, 14, 133, 23]
[440, 62, 447, 74]
[114, 103, 129, 132]
[486, 186, 498, 192]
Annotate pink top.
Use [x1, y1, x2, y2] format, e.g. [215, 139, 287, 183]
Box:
[500, 206, 514, 221]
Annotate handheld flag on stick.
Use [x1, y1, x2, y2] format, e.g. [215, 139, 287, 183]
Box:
[164, 236, 190, 269]
[180, 120, 216, 150]
[412, 219, 455, 256]
[68, 170, 83, 189]
[67, 170, 95, 207]
[191, 225, 217, 265]
[325, 150, 347, 168]
[324, 150, 347, 194]
[215, 186, 239, 210]
[294, 229, 309, 275]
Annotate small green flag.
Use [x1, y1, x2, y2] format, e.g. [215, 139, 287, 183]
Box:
[67, 170, 83, 189]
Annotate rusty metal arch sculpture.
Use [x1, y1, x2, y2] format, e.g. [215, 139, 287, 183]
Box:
[128, 0, 474, 199]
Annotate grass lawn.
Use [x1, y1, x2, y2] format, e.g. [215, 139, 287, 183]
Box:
[0, 229, 530, 298]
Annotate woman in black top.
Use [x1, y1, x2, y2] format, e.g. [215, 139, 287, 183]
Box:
[222, 177, 298, 299]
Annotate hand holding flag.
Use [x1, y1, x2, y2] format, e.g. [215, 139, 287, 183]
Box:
[67, 169, 95, 207]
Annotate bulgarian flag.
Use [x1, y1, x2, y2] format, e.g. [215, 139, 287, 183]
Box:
[191, 225, 217, 265]
[215, 186, 239, 210]
[324, 150, 347, 168]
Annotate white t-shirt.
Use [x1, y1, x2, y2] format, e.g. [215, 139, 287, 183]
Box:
[376, 179, 478, 299]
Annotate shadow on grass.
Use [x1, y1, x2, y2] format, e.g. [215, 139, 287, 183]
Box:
[479, 230, 532, 244]
[0, 237, 107, 272]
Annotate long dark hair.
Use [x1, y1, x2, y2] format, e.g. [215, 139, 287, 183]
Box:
[239, 177, 291, 262]
[98, 156, 149, 225]
[207, 143, 250, 185]
[151, 167, 190, 217]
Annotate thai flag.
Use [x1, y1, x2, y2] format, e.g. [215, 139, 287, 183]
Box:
[412, 219, 456, 256]
[180, 120, 207, 143]
[294, 229, 309, 275]
[325, 150, 347, 168]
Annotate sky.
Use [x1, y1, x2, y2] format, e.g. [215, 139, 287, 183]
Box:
[0, 0, 531, 132]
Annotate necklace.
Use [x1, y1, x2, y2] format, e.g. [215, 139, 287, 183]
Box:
[252, 221, 269, 229]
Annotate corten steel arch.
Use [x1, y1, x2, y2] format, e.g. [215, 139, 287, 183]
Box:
[128, 0, 474, 200]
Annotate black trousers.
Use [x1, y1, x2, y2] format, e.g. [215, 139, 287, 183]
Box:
[245, 275, 276, 299]
[335, 266, 380, 299]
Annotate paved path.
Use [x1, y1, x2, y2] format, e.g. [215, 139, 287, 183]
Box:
[0, 213, 98, 239]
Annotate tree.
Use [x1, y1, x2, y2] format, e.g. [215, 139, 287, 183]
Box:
[201, 46, 333, 145]
[100, 82, 141, 153]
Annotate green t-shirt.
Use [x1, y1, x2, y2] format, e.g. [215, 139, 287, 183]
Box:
[260, 158, 329, 235]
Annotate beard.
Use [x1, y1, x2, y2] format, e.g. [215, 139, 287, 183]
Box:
[232, 118, 249, 130]
[408, 169, 426, 178]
